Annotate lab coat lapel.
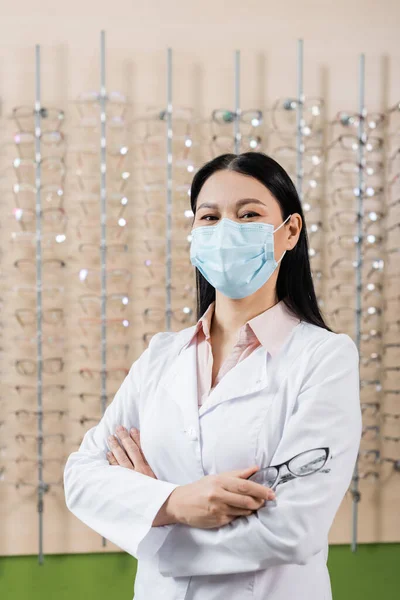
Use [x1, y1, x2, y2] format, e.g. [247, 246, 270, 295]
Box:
[199, 344, 269, 416]
[159, 331, 201, 438]
[159, 330, 269, 426]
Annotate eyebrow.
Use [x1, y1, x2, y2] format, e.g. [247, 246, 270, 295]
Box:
[197, 198, 267, 211]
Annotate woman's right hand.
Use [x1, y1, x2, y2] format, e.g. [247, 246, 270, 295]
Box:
[157, 465, 275, 529]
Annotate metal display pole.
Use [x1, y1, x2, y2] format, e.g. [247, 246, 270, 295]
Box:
[234, 50, 241, 155]
[350, 53, 365, 553]
[99, 29, 108, 548]
[35, 43, 46, 566]
[296, 38, 304, 203]
[166, 47, 173, 332]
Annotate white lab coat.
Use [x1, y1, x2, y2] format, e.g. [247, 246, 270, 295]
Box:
[64, 318, 362, 600]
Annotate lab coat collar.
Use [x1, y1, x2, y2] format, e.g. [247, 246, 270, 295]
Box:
[178, 299, 301, 358]
[159, 326, 269, 427]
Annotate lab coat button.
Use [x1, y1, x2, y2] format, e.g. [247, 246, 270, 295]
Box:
[186, 427, 198, 441]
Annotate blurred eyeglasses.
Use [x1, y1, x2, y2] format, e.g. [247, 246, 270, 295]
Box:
[357, 471, 380, 482]
[135, 282, 196, 303]
[12, 156, 66, 186]
[74, 343, 129, 362]
[331, 185, 384, 207]
[74, 90, 128, 120]
[78, 293, 130, 316]
[78, 317, 131, 337]
[136, 181, 191, 201]
[69, 144, 130, 178]
[78, 192, 129, 220]
[76, 221, 127, 242]
[330, 209, 384, 232]
[132, 105, 197, 140]
[137, 133, 197, 162]
[273, 145, 324, 177]
[14, 383, 65, 398]
[360, 379, 382, 394]
[14, 258, 66, 276]
[74, 392, 114, 405]
[327, 134, 384, 154]
[8, 182, 65, 210]
[138, 159, 198, 187]
[10, 409, 67, 425]
[131, 209, 193, 239]
[12, 284, 64, 302]
[78, 268, 132, 292]
[361, 403, 380, 418]
[329, 306, 382, 328]
[328, 160, 383, 177]
[78, 242, 129, 265]
[211, 108, 263, 128]
[327, 233, 383, 253]
[332, 111, 385, 132]
[12, 106, 65, 132]
[133, 330, 160, 349]
[209, 134, 263, 156]
[14, 130, 66, 159]
[11, 230, 67, 249]
[12, 206, 67, 234]
[73, 172, 130, 195]
[329, 282, 382, 301]
[15, 357, 64, 376]
[71, 117, 128, 149]
[271, 97, 324, 137]
[330, 257, 384, 280]
[79, 367, 129, 381]
[136, 237, 191, 261]
[13, 334, 65, 350]
[15, 308, 64, 328]
[248, 447, 330, 490]
[359, 449, 380, 464]
[132, 259, 194, 284]
[135, 306, 194, 326]
[381, 412, 400, 424]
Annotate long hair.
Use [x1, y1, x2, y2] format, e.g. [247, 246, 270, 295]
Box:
[189, 151, 333, 332]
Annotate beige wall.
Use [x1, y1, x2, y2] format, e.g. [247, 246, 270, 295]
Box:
[1, 0, 399, 556]
[0, 1, 399, 112]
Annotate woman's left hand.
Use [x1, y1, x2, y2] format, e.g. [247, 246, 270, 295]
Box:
[106, 426, 157, 479]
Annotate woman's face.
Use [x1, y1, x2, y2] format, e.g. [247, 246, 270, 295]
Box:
[192, 170, 302, 259]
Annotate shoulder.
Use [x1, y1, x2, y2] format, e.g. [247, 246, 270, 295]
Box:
[128, 326, 196, 387]
[143, 325, 197, 363]
[294, 321, 359, 373]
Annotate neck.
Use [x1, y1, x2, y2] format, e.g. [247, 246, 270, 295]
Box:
[211, 283, 279, 339]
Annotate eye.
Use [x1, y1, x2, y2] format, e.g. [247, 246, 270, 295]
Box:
[240, 211, 260, 219]
[199, 214, 219, 221]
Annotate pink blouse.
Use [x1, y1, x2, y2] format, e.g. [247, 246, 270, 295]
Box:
[186, 299, 301, 407]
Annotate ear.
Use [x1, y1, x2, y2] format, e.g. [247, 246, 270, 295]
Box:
[287, 213, 302, 249]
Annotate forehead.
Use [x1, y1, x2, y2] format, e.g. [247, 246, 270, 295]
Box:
[196, 170, 276, 205]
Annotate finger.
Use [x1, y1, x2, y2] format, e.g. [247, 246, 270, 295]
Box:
[106, 451, 118, 466]
[232, 467, 276, 500]
[107, 434, 135, 470]
[229, 465, 260, 478]
[218, 488, 270, 510]
[115, 426, 145, 471]
[224, 506, 255, 517]
[129, 428, 150, 466]
[224, 475, 275, 501]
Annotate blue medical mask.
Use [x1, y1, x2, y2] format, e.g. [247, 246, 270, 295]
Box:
[190, 214, 291, 299]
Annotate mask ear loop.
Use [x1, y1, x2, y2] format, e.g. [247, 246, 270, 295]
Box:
[273, 213, 292, 234]
[273, 214, 292, 264]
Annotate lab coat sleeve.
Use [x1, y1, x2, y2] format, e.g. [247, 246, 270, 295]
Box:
[157, 333, 362, 576]
[63, 338, 180, 560]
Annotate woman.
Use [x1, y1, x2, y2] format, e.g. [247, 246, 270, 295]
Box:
[64, 152, 362, 600]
